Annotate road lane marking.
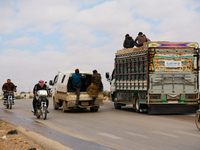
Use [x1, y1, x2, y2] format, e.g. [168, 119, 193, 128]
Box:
[125, 132, 149, 139]
[150, 131, 178, 138]
[97, 133, 122, 139]
[175, 131, 200, 138]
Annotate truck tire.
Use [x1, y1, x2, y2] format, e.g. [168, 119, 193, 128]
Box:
[111, 92, 116, 102]
[135, 97, 140, 113]
[53, 97, 59, 110]
[114, 100, 121, 109]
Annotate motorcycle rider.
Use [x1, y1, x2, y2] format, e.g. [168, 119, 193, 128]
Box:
[2, 79, 17, 105]
[32, 80, 50, 115]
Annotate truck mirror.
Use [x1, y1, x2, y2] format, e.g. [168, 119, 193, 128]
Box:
[49, 80, 54, 86]
[106, 72, 109, 79]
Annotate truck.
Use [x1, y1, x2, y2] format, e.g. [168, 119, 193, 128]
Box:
[49, 70, 104, 112]
[106, 41, 199, 114]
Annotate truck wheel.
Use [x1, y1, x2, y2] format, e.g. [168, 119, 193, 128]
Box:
[111, 92, 116, 102]
[135, 97, 140, 113]
[53, 97, 59, 110]
[114, 100, 121, 109]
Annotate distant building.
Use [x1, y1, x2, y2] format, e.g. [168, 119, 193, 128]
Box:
[20, 92, 33, 99]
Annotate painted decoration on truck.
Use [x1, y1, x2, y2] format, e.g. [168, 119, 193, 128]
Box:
[151, 53, 197, 72]
[148, 42, 199, 48]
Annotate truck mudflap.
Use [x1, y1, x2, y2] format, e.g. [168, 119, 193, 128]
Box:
[148, 104, 198, 115]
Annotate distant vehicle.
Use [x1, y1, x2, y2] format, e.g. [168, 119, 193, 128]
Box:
[49, 70, 104, 112]
[195, 100, 200, 130]
[106, 41, 199, 114]
[35, 90, 48, 120]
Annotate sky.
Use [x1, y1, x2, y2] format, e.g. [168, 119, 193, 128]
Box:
[0, 0, 200, 92]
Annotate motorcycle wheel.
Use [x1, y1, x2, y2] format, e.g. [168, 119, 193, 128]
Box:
[42, 106, 47, 120]
[36, 108, 40, 119]
[9, 99, 12, 109]
[195, 112, 200, 130]
[6, 101, 9, 109]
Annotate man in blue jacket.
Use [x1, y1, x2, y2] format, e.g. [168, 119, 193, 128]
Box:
[71, 69, 82, 106]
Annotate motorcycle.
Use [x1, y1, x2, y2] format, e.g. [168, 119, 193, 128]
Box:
[195, 100, 200, 130]
[4, 90, 15, 109]
[35, 90, 48, 120]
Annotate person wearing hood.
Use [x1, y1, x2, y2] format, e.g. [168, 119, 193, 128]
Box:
[87, 70, 103, 106]
[134, 32, 148, 47]
[123, 34, 134, 48]
[32, 80, 49, 115]
[2, 79, 17, 105]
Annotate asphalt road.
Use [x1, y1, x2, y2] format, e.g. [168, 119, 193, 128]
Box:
[0, 98, 199, 150]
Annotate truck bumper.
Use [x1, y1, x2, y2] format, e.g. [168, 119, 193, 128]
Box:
[148, 104, 198, 114]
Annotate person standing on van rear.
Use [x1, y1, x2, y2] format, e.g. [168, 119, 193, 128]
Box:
[71, 69, 82, 106]
[87, 70, 103, 106]
[123, 34, 134, 48]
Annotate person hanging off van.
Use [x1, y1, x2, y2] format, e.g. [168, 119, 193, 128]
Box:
[87, 70, 103, 106]
[123, 34, 134, 48]
[2, 79, 17, 105]
[134, 32, 148, 47]
[71, 69, 82, 106]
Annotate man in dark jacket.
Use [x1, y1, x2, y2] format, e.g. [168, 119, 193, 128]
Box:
[32, 80, 49, 115]
[134, 32, 147, 47]
[71, 69, 82, 106]
[2, 79, 17, 104]
[123, 34, 134, 48]
[87, 70, 103, 106]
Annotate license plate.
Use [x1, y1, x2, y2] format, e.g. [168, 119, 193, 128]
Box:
[165, 61, 181, 67]
[81, 102, 89, 106]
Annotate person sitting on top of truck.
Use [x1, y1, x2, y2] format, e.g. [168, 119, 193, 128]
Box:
[134, 32, 148, 47]
[123, 34, 134, 48]
[144, 34, 151, 42]
[71, 69, 82, 106]
[87, 70, 103, 106]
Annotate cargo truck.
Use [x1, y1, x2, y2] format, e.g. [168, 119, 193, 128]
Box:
[49, 70, 104, 112]
[106, 41, 199, 114]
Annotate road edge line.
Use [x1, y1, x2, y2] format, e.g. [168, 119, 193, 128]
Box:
[16, 126, 72, 150]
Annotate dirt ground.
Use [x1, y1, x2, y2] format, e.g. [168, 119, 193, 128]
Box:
[0, 120, 46, 150]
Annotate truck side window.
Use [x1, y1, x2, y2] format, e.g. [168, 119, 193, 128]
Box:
[54, 75, 58, 84]
[61, 75, 66, 83]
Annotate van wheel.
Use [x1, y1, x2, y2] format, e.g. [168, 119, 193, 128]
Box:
[62, 101, 67, 113]
[135, 97, 140, 113]
[90, 107, 98, 112]
[53, 97, 59, 110]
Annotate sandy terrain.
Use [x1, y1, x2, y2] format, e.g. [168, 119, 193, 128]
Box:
[0, 120, 46, 150]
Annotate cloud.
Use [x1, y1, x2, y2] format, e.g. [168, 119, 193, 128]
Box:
[0, 0, 200, 92]
[45, 45, 57, 50]
[5, 37, 39, 46]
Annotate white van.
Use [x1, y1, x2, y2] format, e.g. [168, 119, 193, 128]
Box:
[49, 70, 104, 112]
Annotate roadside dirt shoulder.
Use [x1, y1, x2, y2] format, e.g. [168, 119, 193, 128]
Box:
[0, 120, 46, 150]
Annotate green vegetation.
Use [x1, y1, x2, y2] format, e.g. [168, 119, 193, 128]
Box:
[15, 95, 22, 99]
